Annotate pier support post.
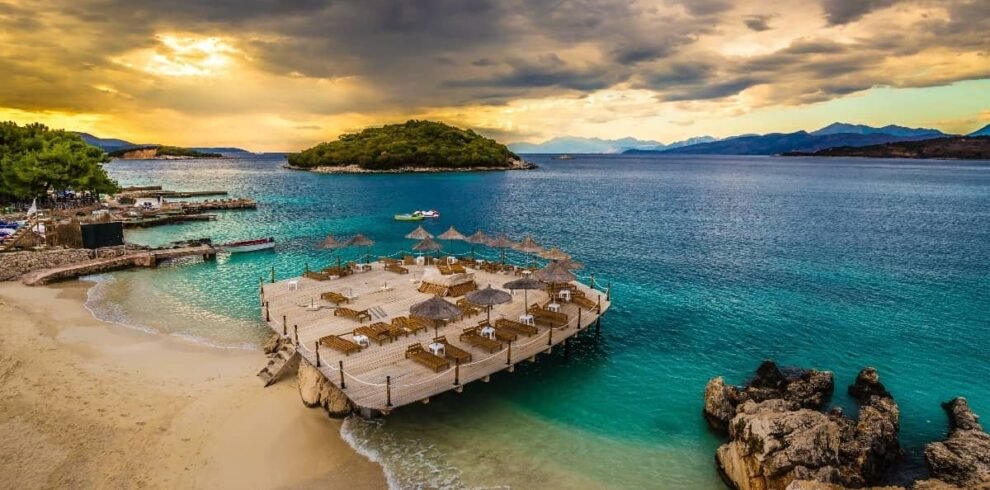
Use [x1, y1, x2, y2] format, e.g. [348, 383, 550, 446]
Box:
[597, 295, 602, 314]
[596, 317, 601, 336]
[282, 315, 287, 336]
[315, 341, 321, 367]
[386, 375, 392, 407]
[265, 301, 270, 322]
[339, 361, 346, 389]
[506, 340, 512, 365]
[293, 324, 299, 345]
[548, 326, 553, 346]
[606, 282, 611, 302]
[578, 308, 582, 331]
[270, 266, 275, 284]
[564, 338, 569, 358]
[454, 359, 460, 386]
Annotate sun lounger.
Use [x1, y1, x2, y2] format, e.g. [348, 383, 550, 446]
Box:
[447, 281, 477, 297]
[320, 335, 362, 356]
[417, 282, 448, 296]
[437, 264, 453, 275]
[304, 271, 331, 281]
[495, 318, 539, 337]
[409, 316, 435, 333]
[455, 299, 482, 318]
[528, 304, 567, 327]
[334, 307, 371, 323]
[572, 294, 597, 310]
[405, 343, 450, 372]
[403, 255, 415, 265]
[450, 263, 466, 274]
[460, 326, 502, 353]
[434, 336, 472, 363]
[354, 323, 392, 345]
[385, 263, 409, 274]
[321, 291, 349, 304]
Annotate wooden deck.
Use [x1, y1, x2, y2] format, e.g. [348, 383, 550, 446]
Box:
[21, 245, 216, 285]
[260, 262, 610, 413]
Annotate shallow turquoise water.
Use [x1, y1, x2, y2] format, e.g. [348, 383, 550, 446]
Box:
[94, 154, 990, 488]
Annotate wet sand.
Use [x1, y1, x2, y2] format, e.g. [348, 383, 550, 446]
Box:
[0, 281, 387, 490]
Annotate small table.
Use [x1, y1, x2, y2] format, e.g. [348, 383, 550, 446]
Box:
[447, 256, 457, 265]
[558, 289, 571, 302]
[480, 325, 496, 339]
[547, 303, 561, 313]
[358, 264, 372, 272]
[415, 256, 426, 266]
[427, 342, 445, 356]
[353, 335, 370, 348]
[475, 259, 484, 267]
[287, 280, 299, 291]
[519, 314, 535, 326]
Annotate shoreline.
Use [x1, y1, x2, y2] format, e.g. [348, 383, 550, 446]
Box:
[282, 158, 536, 174]
[0, 280, 387, 489]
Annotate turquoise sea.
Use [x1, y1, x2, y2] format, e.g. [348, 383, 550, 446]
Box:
[90, 154, 990, 489]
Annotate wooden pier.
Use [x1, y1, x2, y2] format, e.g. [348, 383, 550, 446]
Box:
[21, 245, 216, 285]
[260, 262, 610, 414]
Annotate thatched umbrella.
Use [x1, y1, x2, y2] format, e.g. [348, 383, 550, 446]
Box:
[405, 225, 433, 240]
[346, 234, 375, 264]
[503, 276, 542, 310]
[410, 295, 463, 338]
[466, 284, 512, 326]
[437, 226, 466, 260]
[513, 234, 544, 254]
[318, 234, 348, 272]
[464, 230, 491, 262]
[557, 258, 584, 270]
[534, 260, 576, 303]
[412, 236, 442, 260]
[539, 247, 570, 262]
[487, 234, 517, 264]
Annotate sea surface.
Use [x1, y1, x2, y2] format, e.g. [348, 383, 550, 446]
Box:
[90, 154, 990, 489]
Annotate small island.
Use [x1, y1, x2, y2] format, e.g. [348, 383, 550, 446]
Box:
[109, 145, 224, 160]
[783, 136, 990, 159]
[286, 120, 533, 173]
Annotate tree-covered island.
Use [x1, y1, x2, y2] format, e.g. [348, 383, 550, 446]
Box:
[287, 120, 532, 172]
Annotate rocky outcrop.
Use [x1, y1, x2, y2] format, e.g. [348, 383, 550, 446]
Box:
[708, 364, 900, 490]
[924, 398, 990, 488]
[297, 360, 354, 418]
[704, 360, 835, 433]
[0, 246, 135, 281]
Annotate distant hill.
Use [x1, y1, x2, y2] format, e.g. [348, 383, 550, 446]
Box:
[509, 135, 717, 154]
[783, 136, 990, 159]
[969, 123, 990, 137]
[191, 147, 252, 155]
[108, 145, 224, 159]
[811, 122, 946, 138]
[73, 132, 249, 155]
[628, 131, 937, 156]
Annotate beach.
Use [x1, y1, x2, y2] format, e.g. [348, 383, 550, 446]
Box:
[0, 281, 386, 489]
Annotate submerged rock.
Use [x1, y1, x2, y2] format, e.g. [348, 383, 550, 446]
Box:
[924, 397, 990, 488]
[297, 360, 354, 418]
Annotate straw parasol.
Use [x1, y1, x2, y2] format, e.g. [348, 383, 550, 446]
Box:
[412, 236, 442, 259]
[513, 234, 544, 254]
[557, 258, 584, 270]
[539, 247, 570, 262]
[405, 225, 433, 240]
[487, 234, 517, 264]
[437, 226, 466, 259]
[534, 260, 576, 302]
[346, 234, 375, 264]
[503, 276, 542, 309]
[410, 295, 463, 338]
[464, 230, 491, 262]
[466, 284, 512, 325]
[318, 234, 348, 271]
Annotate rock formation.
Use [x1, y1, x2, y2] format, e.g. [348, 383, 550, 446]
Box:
[924, 398, 990, 488]
[706, 363, 900, 490]
[297, 360, 354, 418]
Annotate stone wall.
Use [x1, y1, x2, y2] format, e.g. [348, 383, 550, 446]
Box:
[0, 246, 131, 281]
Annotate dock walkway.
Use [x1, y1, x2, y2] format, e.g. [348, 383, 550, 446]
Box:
[261, 262, 610, 413]
[21, 245, 216, 285]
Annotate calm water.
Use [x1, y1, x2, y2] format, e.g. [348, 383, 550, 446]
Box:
[91, 154, 990, 489]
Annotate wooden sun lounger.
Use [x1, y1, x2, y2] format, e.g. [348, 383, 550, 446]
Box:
[455, 299, 481, 318]
[391, 316, 422, 335]
[480, 320, 518, 342]
[321, 291, 349, 304]
[405, 343, 449, 372]
[572, 294, 597, 310]
[450, 264, 466, 274]
[320, 335, 362, 356]
[409, 316, 435, 333]
[434, 336, 472, 363]
[334, 307, 371, 323]
[304, 271, 331, 281]
[354, 323, 392, 345]
[460, 326, 502, 353]
[385, 263, 409, 274]
[447, 281, 477, 297]
[437, 264, 453, 275]
[529, 304, 568, 327]
[495, 318, 539, 337]
[403, 255, 415, 265]
[381, 257, 400, 265]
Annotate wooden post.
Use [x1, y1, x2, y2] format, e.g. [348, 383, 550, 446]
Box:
[596, 316, 601, 335]
[454, 359, 460, 386]
[506, 340, 512, 365]
[270, 265, 275, 284]
[547, 326, 553, 346]
[339, 360, 346, 389]
[282, 315, 287, 335]
[578, 308, 583, 331]
[293, 324, 299, 345]
[305, 262, 309, 274]
[564, 338, 569, 358]
[386, 375, 392, 407]
[606, 282, 611, 301]
[265, 301, 270, 322]
[590, 272, 596, 288]
[315, 341, 321, 367]
[597, 295, 602, 314]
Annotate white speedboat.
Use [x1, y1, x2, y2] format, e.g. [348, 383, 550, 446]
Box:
[219, 237, 275, 253]
[417, 210, 440, 218]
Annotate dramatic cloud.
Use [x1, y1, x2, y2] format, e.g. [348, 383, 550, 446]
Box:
[743, 15, 773, 31]
[821, 0, 900, 25]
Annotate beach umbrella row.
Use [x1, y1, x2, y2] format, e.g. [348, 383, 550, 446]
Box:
[319, 233, 376, 268]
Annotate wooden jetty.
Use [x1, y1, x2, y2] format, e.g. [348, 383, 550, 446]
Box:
[260, 261, 611, 415]
[21, 245, 216, 285]
[120, 214, 216, 228]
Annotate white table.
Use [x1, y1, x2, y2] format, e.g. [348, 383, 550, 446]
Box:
[447, 256, 457, 265]
[415, 255, 426, 266]
[558, 289, 571, 302]
[519, 314, 535, 326]
[353, 335, 370, 348]
[480, 325, 496, 339]
[547, 303, 561, 313]
[427, 342, 445, 356]
[287, 280, 299, 291]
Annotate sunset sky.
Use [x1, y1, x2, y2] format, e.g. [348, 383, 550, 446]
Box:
[1, 0, 988, 151]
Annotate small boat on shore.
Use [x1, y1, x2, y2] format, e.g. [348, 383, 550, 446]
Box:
[219, 237, 275, 253]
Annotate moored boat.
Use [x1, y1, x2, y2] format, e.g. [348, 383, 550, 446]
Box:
[220, 237, 275, 253]
[416, 210, 440, 218]
[394, 213, 425, 221]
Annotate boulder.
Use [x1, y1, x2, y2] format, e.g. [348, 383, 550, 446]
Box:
[704, 377, 736, 433]
[924, 398, 990, 488]
[261, 333, 284, 355]
[848, 368, 891, 400]
[297, 360, 354, 418]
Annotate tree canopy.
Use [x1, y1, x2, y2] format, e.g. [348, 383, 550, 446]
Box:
[0, 121, 119, 203]
[287, 120, 519, 170]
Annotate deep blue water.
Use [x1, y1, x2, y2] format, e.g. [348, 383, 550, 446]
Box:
[97, 154, 990, 488]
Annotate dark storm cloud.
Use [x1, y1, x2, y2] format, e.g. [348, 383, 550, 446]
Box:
[821, 0, 900, 25]
[743, 15, 772, 31]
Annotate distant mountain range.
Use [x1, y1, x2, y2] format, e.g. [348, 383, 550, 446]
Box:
[969, 123, 990, 137]
[74, 132, 251, 155]
[785, 136, 990, 159]
[810, 122, 944, 137]
[508, 135, 718, 154]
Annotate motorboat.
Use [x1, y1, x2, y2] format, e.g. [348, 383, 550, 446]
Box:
[219, 237, 275, 253]
[394, 213, 425, 221]
[416, 210, 440, 218]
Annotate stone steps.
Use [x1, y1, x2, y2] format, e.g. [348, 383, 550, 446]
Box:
[257, 343, 300, 387]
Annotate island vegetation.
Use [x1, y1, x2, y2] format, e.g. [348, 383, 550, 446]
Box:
[108, 145, 223, 159]
[783, 136, 990, 159]
[287, 120, 527, 171]
[0, 121, 119, 204]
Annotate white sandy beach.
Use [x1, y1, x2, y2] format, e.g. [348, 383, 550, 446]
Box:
[0, 281, 387, 490]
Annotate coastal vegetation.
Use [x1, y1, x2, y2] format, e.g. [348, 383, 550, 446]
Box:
[107, 145, 223, 159]
[287, 120, 521, 170]
[783, 136, 990, 159]
[0, 121, 119, 203]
